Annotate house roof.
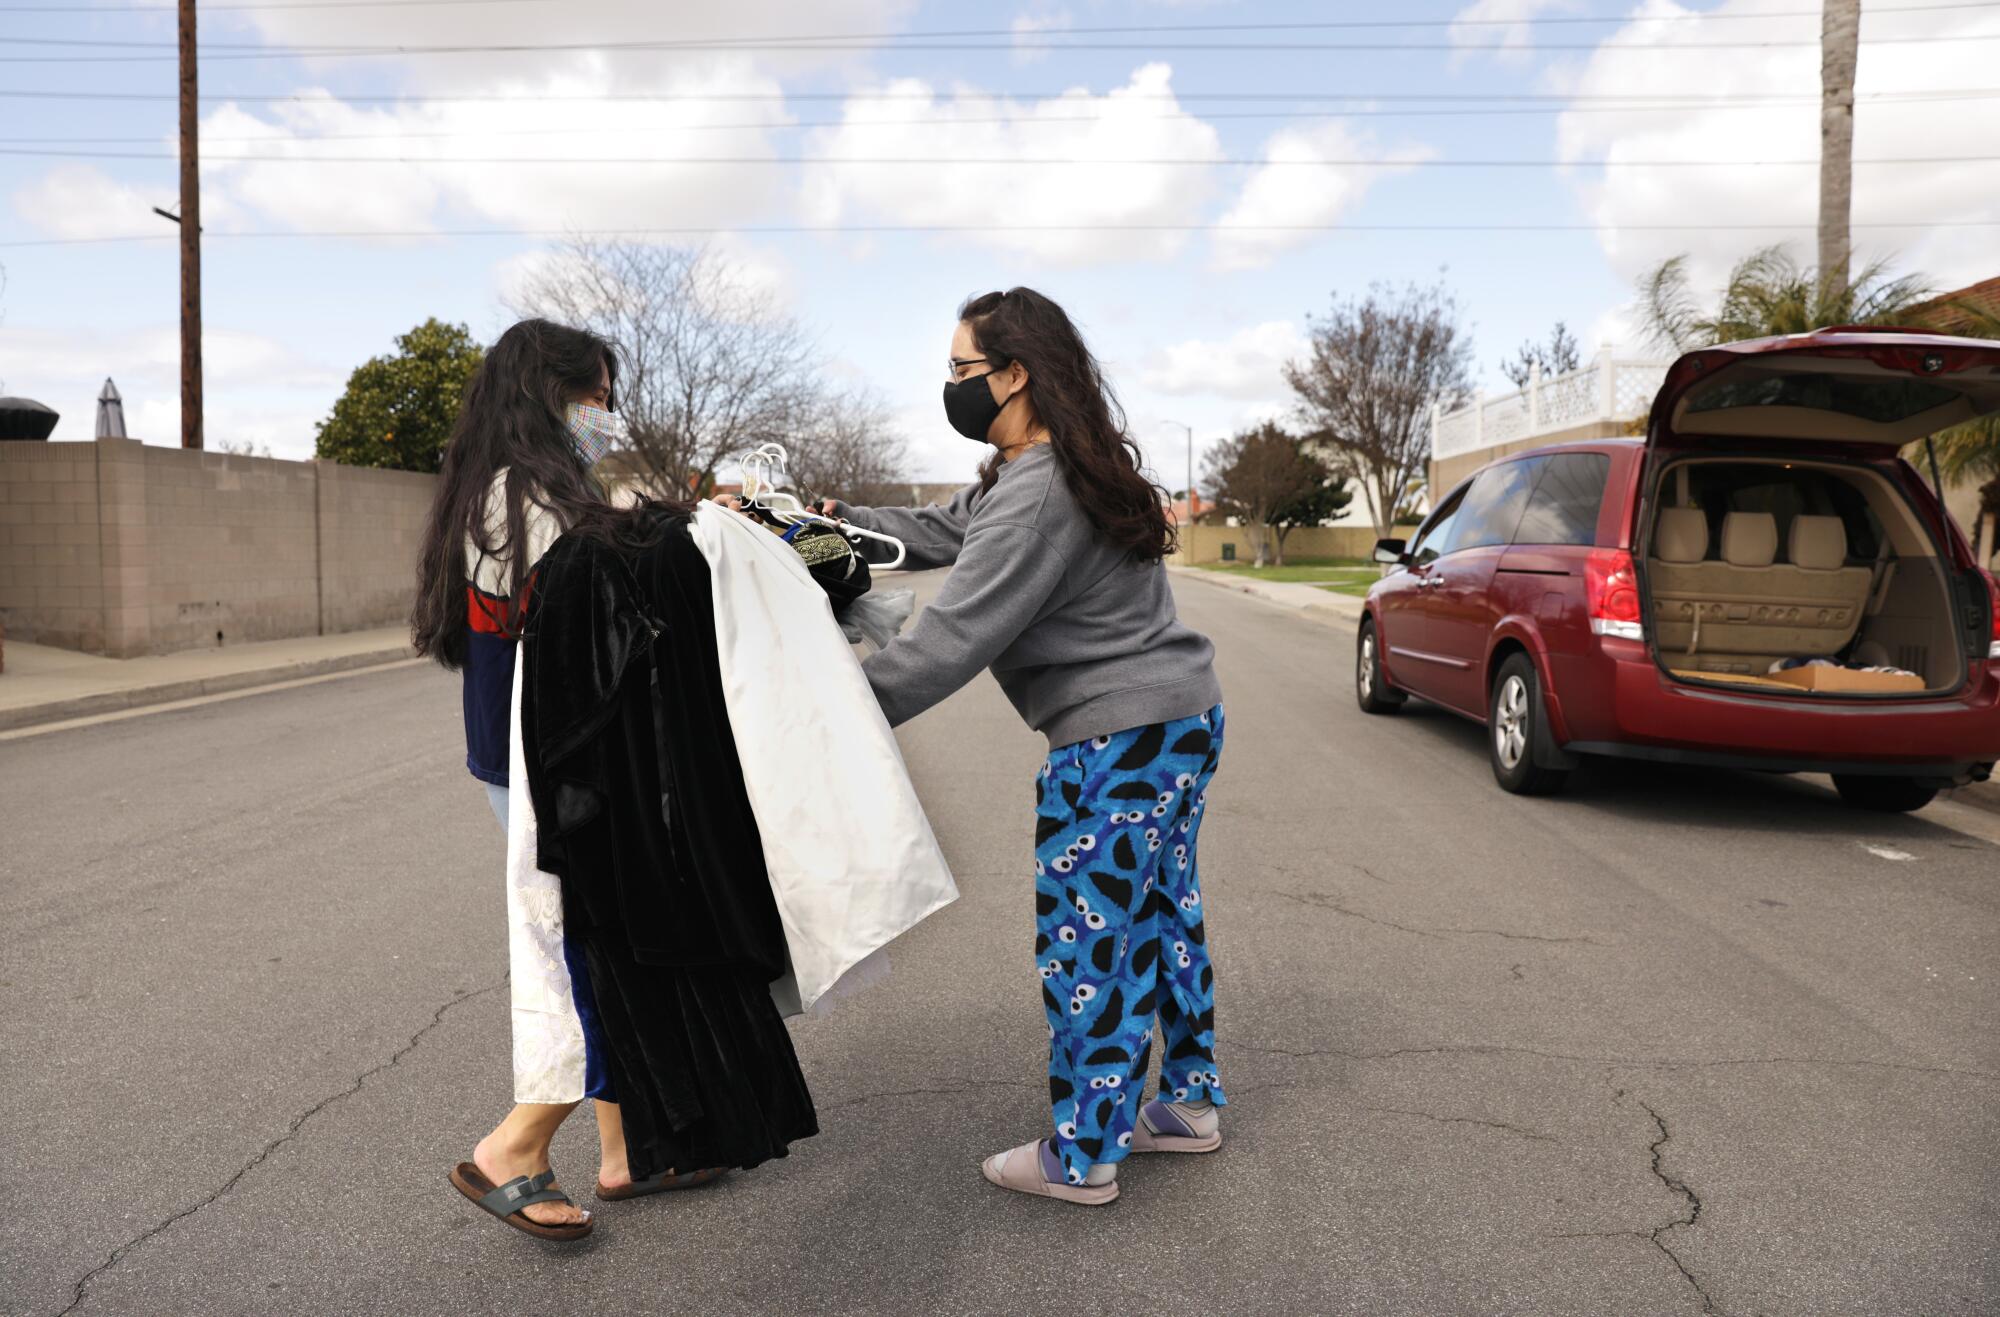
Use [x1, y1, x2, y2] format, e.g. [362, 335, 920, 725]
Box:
[1902, 276, 2000, 336]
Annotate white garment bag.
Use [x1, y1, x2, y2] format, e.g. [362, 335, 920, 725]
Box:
[690, 502, 959, 1014]
[504, 653, 589, 1104]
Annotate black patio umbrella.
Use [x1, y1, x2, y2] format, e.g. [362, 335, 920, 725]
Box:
[0, 397, 59, 442]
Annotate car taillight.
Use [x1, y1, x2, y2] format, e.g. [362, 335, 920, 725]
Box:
[1586, 548, 1644, 641]
[1986, 570, 2000, 661]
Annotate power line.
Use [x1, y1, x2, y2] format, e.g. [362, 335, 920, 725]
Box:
[0, 0, 551, 9]
[3, 89, 1993, 146]
[5, 148, 1990, 166]
[4, 87, 1994, 106]
[5, 220, 1994, 250]
[4, 0, 1985, 20]
[10, 0, 1991, 40]
[9, 34, 1996, 62]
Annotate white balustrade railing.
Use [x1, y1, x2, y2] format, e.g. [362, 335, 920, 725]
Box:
[1431, 351, 1669, 462]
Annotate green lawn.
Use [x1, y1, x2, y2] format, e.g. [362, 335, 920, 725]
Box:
[1195, 557, 1382, 597]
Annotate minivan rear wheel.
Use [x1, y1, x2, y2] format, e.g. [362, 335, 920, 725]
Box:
[1489, 653, 1569, 796]
[1831, 774, 1938, 813]
[1356, 619, 1406, 715]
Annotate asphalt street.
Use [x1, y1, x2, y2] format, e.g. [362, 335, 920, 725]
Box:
[4, 572, 1997, 1316]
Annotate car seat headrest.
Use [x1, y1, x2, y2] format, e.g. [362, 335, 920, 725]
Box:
[1654, 508, 1709, 563]
[1720, 512, 1778, 567]
[1789, 514, 1848, 571]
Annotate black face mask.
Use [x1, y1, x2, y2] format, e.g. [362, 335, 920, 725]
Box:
[942, 370, 1014, 444]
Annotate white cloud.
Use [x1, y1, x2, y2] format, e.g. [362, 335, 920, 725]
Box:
[800, 63, 1225, 266]
[0, 324, 341, 457]
[1449, 0, 1583, 66]
[190, 59, 797, 239]
[1211, 123, 1433, 271]
[24, 0, 922, 245]
[1141, 320, 1306, 402]
[1556, 0, 2000, 304]
[11, 165, 176, 241]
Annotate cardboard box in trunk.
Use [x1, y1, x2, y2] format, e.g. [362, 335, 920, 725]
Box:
[1766, 664, 1926, 694]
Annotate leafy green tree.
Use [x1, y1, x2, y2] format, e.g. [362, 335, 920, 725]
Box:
[314, 318, 485, 472]
[1202, 422, 1341, 567]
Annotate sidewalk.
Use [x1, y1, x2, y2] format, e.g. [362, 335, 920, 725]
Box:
[0, 627, 415, 732]
[1168, 564, 1365, 627]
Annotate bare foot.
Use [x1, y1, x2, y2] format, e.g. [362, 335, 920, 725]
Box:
[597, 1154, 631, 1194]
[472, 1131, 589, 1228]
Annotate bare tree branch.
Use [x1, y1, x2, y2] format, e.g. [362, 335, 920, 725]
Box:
[508, 238, 814, 495]
[1285, 280, 1473, 540]
[786, 385, 913, 506]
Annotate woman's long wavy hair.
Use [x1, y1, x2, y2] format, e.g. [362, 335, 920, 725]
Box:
[411, 318, 682, 668]
[961, 288, 1176, 560]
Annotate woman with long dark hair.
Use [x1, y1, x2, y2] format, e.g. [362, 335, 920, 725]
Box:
[814, 288, 1231, 1206]
[414, 319, 714, 1241]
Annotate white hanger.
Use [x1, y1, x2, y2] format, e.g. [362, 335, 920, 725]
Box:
[734, 443, 908, 570]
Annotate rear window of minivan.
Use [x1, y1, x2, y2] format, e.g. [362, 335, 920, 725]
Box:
[1512, 453, 1610, 547]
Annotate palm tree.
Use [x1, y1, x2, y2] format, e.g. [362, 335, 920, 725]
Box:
[1637, 245, 1931, 353]
[1818, 0, 1860, 298]
[1918, 303, 2000, 558]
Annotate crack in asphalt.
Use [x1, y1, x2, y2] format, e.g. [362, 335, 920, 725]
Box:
[55, 979, 506, 1317]
[1633, 1096, 1719, 1315]
[1267, 889, 1610, 946]
[1550, 1091, 1720, 1314]
[1227, 1039, 1998, 1081]
[1359, 1104, 1557, 1144]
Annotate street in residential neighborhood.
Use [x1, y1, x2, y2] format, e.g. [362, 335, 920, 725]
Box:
[6, 573, 1997, 1316]
[7, 1, 2000, 1314]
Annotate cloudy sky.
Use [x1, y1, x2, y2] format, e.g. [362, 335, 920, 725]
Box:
[2, 0, 1995, 484]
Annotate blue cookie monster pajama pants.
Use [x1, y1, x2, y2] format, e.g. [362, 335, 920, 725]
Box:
[1033, 704, 1226, 1185]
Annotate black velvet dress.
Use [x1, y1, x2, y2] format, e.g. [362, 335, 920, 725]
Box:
[520, 509, 818, 1175]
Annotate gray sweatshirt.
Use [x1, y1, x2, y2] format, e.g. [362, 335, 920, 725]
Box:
[835, 443, 1222, 748]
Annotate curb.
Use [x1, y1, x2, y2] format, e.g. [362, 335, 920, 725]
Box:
[0, 645, 418, 733]
[1169, 566, 1366, 627]
[1943, 780, 2000, 817]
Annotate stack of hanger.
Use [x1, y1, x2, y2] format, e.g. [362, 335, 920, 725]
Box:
[733, 443, 914, 650]
[735, 442, 907, 570]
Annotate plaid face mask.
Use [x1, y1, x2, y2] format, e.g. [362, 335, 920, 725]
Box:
[563, 402, 627, 467]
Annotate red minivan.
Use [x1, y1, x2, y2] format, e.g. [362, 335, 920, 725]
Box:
[1358, 328, 2000, 811]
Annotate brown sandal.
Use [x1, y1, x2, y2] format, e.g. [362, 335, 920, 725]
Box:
[449, 1162, 594, 1241]
[595, 1166, 728, 1201]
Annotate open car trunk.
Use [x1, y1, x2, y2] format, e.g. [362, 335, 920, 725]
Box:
[1639, 457, 1967, 695]
[1634, 331, 2000, 699]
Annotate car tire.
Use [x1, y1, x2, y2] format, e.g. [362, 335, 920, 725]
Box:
[1356, 619, 1406, 715]
[1831, 774, 1938, 813]
[1489, 653, 1569, 796]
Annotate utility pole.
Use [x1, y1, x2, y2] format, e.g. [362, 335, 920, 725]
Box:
[1817, 0, 1860, 307]
[1166, 420, 1194, 521]
[177, 0, 203, 449]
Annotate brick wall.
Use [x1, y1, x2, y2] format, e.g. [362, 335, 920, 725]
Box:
[0, 438, 438, 656]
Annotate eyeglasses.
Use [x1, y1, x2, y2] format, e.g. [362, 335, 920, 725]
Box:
[946, 355, 993, 385]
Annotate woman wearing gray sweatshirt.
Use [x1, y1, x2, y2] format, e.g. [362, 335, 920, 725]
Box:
[825, 288, 1229, 1207]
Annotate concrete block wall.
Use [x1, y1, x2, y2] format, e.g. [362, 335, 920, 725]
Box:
[317, 462, 434, 635]
[0, 441, 107, 652]
[0, 438, 439, 657]
[1171, 523, 1421, 566]
[140, 445, 323, 651]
